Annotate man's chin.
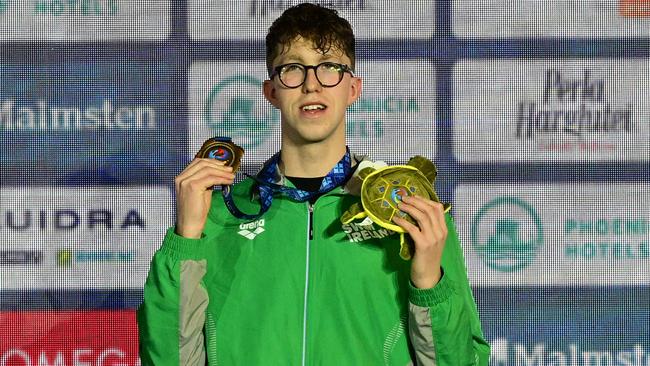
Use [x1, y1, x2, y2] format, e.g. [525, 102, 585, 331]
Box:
[288, 133, 338, 146]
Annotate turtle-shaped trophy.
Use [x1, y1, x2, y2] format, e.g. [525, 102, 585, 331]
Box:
[341, 156, 451, 260]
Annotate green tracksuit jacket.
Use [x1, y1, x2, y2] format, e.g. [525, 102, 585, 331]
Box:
[137, 156, 490, 366]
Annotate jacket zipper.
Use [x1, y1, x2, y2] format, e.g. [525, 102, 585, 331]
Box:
[308, 202, 314, 240]
[301, 202, 313, 366]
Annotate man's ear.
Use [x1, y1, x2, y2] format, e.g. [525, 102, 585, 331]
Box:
[347, 77, 362, 107]
[263, 80, 280, 109]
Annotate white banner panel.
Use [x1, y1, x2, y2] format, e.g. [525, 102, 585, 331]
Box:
[0, 187, 172, 290]
[189, 0, 435, 40]
[454, 59, 650, 162]
[0, 0, 169, 41]
[453, 0, 650, 38]
[189, 60, 436, 164]
[455, 183, 650, 286]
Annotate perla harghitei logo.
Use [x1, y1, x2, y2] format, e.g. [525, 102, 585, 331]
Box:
[471, 197, 544, 272]
[515, 68, 632, 142]
[204, 75, 279, 150]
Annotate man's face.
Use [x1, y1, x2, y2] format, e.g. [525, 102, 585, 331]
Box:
[263, 37, 362, 147]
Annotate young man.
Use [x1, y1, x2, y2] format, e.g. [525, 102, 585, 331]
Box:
[138, 3, 490, 365]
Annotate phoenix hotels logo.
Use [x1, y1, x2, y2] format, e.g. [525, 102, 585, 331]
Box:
[204, 75, 279, 151]
[471, 197, 544, 272]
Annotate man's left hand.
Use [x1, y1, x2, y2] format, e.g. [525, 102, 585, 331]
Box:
[392, 195, 448, 289]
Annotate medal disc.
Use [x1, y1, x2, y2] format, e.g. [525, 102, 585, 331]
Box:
[196, 137, 244, 173]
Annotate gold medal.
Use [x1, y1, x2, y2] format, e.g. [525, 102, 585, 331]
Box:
[196, 137, 244, 173]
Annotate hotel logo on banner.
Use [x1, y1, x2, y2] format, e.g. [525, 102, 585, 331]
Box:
[33, 0, 118, 16]
[189, 0, 434, 40]
[471, 197, 544, 273]
[0, 0, 169, 41]
[620, 0, 650, 16]
[456, 184, 650, 285]
[204, 75, 279, 151]
[516, 68, 632, 153]
[248, 0, 367, 17]
[345, 60, 436, 162]
[453, 60, 650, 162]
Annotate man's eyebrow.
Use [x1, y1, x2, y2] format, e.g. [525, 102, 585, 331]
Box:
[278, 54, 339, 64]
[280, 55, 306, 63]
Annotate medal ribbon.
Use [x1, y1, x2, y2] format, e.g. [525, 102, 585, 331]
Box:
[222, 148, 353, 220]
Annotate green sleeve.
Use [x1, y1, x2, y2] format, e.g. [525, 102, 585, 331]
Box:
[137, 228, 213, 366]
[407, 214, 491, 365]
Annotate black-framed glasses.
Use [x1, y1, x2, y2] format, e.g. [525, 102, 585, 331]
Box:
[270, 62, 354, 88]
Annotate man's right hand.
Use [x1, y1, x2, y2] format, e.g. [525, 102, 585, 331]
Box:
[174, 158, 235, 239]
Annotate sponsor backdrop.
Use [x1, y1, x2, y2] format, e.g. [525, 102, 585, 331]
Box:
[1, 0, 649, 364]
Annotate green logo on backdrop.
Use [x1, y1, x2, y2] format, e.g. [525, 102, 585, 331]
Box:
[471, 197, 544, 272]
[0, 0, 8, 14]
[347, 96, 420, 138]
[204, 75, 279, 150]
[34, 0, 118, 16]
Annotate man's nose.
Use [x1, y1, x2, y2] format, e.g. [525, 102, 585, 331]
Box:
[302, 68, 322, 92]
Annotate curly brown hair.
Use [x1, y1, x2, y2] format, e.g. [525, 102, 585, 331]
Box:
[265, 3, 355, 76]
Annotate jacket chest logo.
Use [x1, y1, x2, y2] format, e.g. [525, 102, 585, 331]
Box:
[342, 218, 392, 243]
[238, 219, 265, 240]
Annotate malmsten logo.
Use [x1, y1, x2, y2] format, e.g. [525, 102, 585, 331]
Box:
[0, 99, 157, 131]
[490, 338, 649, 365]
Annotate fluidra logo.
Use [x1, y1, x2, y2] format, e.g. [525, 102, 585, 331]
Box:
[1, 209, 146, 231]
[238, 219, 265, 240]
[491, 338, 649, 366]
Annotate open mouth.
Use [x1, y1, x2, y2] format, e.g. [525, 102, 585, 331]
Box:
[302, 104, 326, 111]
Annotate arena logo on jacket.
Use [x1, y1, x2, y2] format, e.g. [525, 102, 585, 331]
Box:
[237, 218, 266, 240]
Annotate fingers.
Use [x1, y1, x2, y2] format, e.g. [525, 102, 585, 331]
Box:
[412, 196, 447, 234]
[392, 215, 422, 240]
[174, 159, 236, 239]
[175, 158, 235, 191]
[178, 158, 233, 180]
[393, 195, 448, 238]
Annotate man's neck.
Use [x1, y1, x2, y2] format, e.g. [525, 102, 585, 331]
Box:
[280, 141, 346, 178]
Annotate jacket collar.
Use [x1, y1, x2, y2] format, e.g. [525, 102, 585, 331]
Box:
[250, 151, 384, 199]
